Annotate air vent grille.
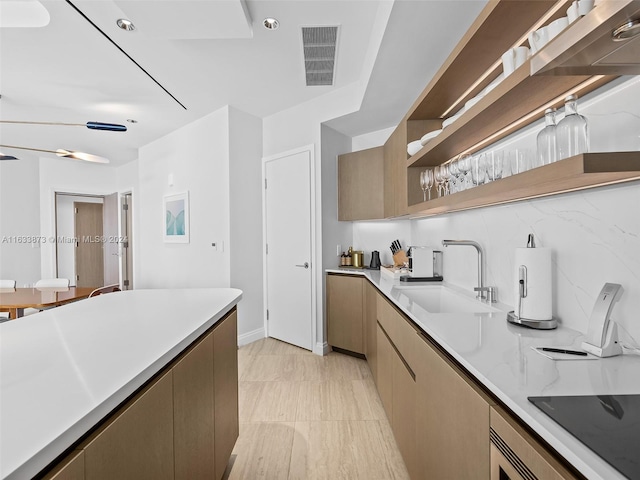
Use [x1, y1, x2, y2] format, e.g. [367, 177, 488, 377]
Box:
[302, 26, 338, 86]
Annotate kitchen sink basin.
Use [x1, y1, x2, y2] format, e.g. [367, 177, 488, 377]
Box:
[391, 285, 499, 314]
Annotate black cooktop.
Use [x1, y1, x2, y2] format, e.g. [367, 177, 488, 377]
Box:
[528, 395, 640, 479]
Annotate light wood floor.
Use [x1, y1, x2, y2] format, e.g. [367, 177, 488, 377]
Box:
[226, 337, 410, 479]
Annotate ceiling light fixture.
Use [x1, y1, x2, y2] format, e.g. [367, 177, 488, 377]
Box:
[126, 119, 138, 123]
[0, 120, 127, 132]
[263, 17, 279, 30]
[117, 18, 136, 31]
[0, 145, 110, 164]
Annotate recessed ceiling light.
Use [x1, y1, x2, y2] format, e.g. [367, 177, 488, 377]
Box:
[263, 18, 279, 30]
[126, 119, 138, 124]
[117, 18, 135, 31]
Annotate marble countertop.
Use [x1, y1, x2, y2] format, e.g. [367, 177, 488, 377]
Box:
[0, 288, 242, 480]
[327, 268, 640, 480]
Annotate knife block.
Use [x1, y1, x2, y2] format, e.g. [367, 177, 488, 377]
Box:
[392, 250, 409, 267]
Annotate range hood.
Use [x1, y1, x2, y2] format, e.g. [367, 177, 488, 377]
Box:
[532, 0, 640, 75]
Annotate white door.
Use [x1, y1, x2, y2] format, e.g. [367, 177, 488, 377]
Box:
[264, 148, 313, 351]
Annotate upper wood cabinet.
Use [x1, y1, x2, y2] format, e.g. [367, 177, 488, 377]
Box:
[338, 146, 384, 220]
[42, 451, 84, 480]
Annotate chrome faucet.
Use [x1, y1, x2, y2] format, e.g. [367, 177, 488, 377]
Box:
[442, 239, 495, 302]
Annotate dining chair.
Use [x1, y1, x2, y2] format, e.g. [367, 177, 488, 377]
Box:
[35, 278, 70, 289]
[88, 284, 122, 297]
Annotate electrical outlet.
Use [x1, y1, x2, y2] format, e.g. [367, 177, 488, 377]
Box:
[337, 244, 341, 256]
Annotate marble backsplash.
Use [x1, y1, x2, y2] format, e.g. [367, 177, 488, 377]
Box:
[351, 76, 640, 345]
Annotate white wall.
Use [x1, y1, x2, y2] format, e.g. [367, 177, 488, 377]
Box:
[137, 107, 231, 289]
[39, 157, 118, 280]
[0, 152, 41, 286]
[228, 107, 265, 343]
[352, 76, 640, 343]
[56, 194, 103, 286]
[351, 126, 394, 151]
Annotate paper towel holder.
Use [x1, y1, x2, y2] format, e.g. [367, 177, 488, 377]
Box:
[507, 311, 558, 329]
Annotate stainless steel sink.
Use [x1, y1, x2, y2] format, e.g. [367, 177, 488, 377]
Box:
[391, 285, 499, 314]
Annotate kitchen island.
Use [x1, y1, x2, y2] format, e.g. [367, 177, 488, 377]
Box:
[0, 288, 242, 480]
[326, 268, 640, 480]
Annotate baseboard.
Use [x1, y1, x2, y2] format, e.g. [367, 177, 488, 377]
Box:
[237, 327, 265, 347]
[313, 341, 330, 356]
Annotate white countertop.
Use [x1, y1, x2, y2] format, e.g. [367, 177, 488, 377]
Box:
[327, 268, 640, 480]
[0, 288, 242, 480]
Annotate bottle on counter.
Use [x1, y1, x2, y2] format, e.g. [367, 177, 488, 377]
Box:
[556, 94, 589, 161]
[340, 252, 347, 266]
[346, 247, 353, 266]
[536, 107, 557, 165]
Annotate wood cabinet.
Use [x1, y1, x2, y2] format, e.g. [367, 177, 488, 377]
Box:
[42, 451, 84, 480]
[327, 274, 364, 354]
[375, 293, 419, 479]
[173, 333, 215, 480]
[414, 330, 493, 479]
[338, 146, 384, 220]
[44, 309, 238, 480]
[213, 310, 239, 480]
[376, 324, 394, 420]
[83, 370, 175, 480]
[363, 280, 378, 380]
[490, 405, 578, 480]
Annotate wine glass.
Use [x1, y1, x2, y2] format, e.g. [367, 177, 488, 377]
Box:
[448, 160, 460, 194]
[420, 171, 428, 201]
[440, 164, 451, 195]
[425, 169, 434, 200]
[434, 165, 445, 197]
[458, 154, 471, 190]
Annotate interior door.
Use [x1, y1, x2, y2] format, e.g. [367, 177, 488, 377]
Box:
[103, 192, 119, 286]
[75, 202, 104, 288]
[264, 149, 313, 351]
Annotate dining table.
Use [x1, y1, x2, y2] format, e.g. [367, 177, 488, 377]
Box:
[0, 287, 96, 320]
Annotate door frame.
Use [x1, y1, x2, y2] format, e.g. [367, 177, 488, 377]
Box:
[262, 144, 322, 354]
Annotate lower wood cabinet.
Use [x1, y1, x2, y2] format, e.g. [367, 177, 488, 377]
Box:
[42, 450, 84, 480]
[376, 324, 394, 420]
[364, 280, 378, 380]
[414, 330, 492, 480]
[490, 405, 578, 480]
[43, 309, 238, 480]
[327, 274, 364, 354]
[213, 310, 239, 480]
[83, 370, 175, 480]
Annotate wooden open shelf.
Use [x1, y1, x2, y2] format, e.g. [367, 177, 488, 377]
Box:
[407, 152, 640, 217]
[532, 0, 640, 76]
[406, 0, 561, 121]
[406, 61, 615, 168]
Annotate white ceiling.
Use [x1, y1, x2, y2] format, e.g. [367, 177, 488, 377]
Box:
[0, 0, 487, 166]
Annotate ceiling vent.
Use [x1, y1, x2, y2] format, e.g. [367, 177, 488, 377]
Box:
[302, 26, 339, 86]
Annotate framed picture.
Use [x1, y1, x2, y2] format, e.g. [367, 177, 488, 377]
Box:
[163, 192, 190, 243]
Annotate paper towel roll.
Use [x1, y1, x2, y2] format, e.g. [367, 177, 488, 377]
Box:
[514, 247, 552, 321]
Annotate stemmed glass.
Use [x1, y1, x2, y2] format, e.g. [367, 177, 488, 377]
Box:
[458, 154, 471, 190]
[434, 165, 445, 197]
[425, 169, 434, 200]
[420, 171, 429, 201]
[449, 159, 461, 194]
[485, 151, 503, 182]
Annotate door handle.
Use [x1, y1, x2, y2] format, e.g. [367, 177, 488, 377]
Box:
[295, 262, 309, 269]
